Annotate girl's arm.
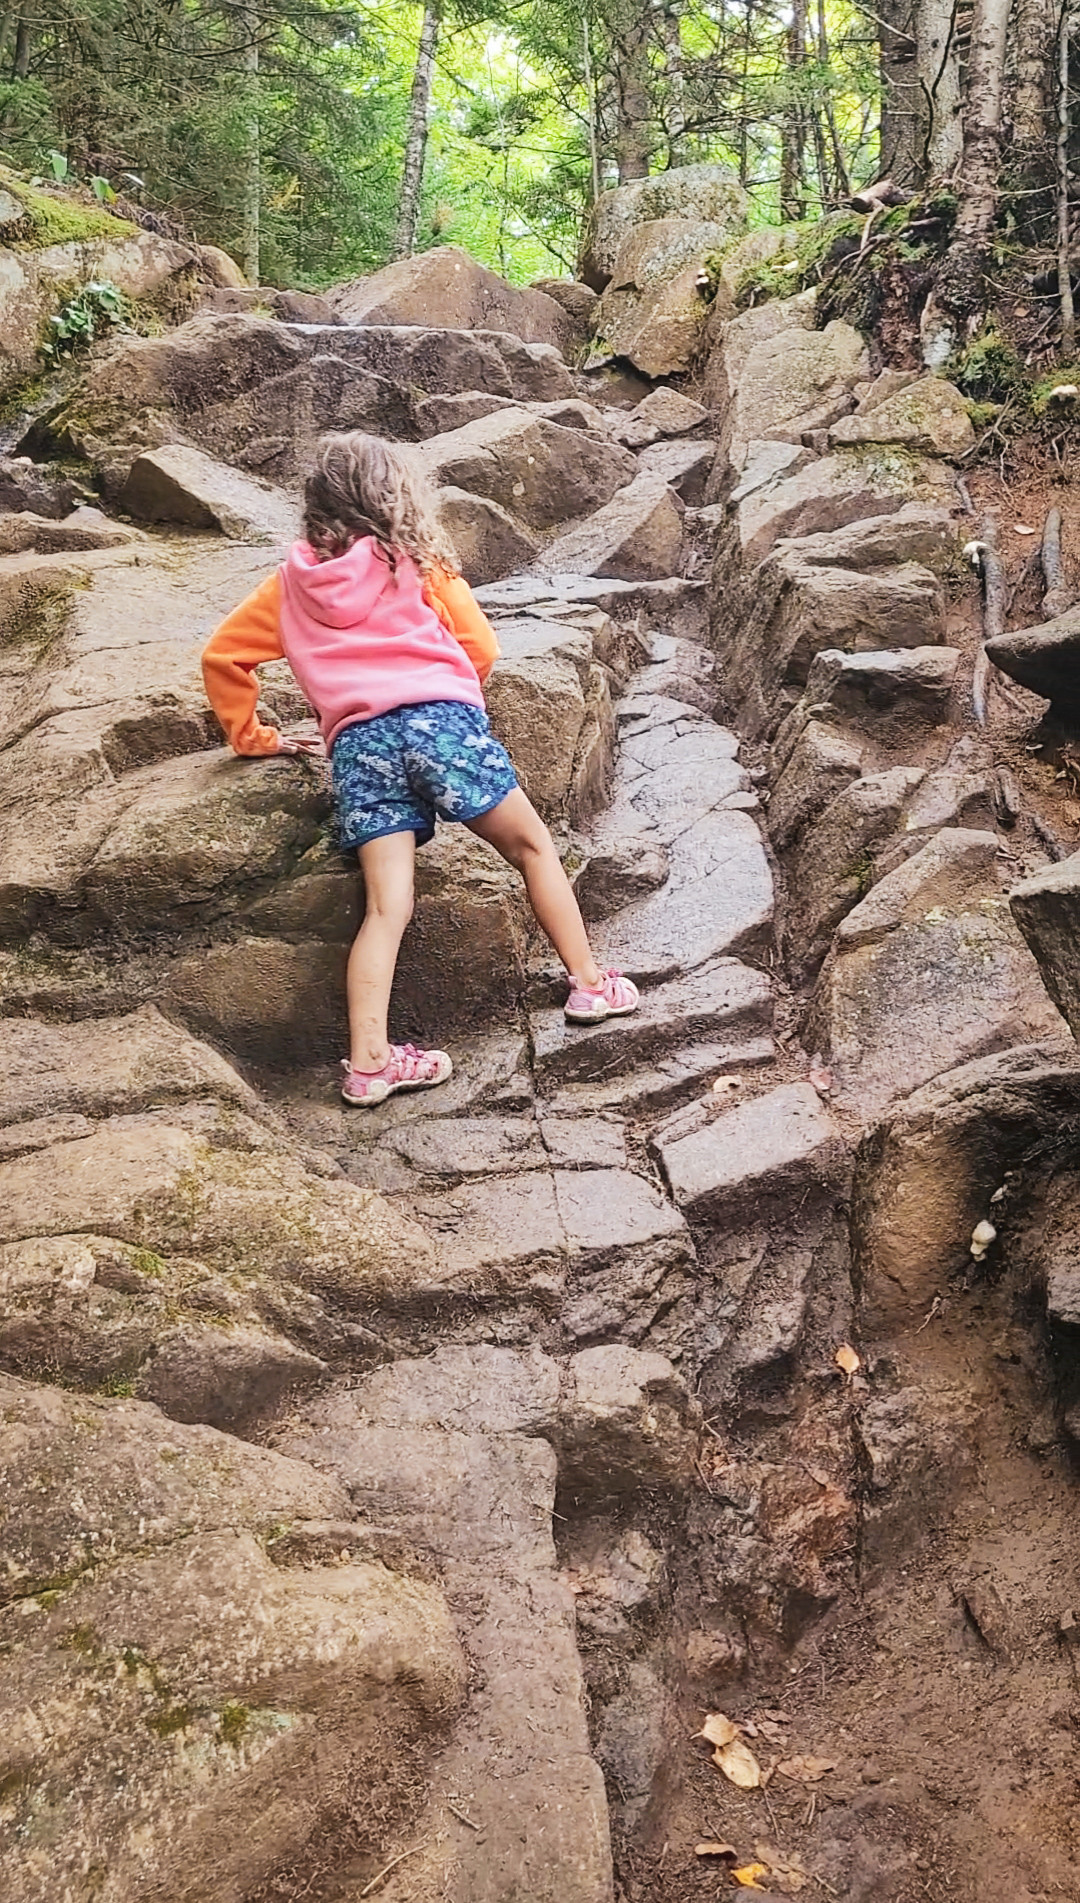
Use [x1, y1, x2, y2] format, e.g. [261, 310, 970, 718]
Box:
[201, 573, 296, 756]
[424, 569, 500, 683]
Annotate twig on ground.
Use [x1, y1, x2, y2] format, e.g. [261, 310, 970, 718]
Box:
[359, 1843, 427, 1897]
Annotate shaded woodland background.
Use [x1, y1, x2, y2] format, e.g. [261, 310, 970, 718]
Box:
[0, 1, 1073, 334]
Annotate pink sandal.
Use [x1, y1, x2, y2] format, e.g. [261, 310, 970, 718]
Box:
[341, 1043, 453, 1106]
[564, 969, 640, 1024]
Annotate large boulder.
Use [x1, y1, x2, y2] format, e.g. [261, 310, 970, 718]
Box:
[985, 603, 1080, 723]
[829, 374, 975, 459]
[118, 443, 299, 542]
[35, 313, 573, 492]
[0, 187, 200, 395]
[330, 244, 577, 356]
[418, 406, 636, 531]
[540, 473, 684, 582]
[484, 615, 614, 821]
[0, 1373, 465, 1903]
[435, 485, 539, 586]
[579, 162, 747, 292]
[591, 216, 736, 377]
[853, 1041, 1080, 1331]
[699, 289, 817, 415]
[721, 449, 955, 565]
[711, 318, 870, 491]
[806, 852, 1066, 1121]
[1011, 848, 1080, 1034]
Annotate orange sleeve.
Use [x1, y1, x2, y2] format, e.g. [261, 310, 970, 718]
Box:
[201, 572, 288, 756]
[423, 568, 500, 684]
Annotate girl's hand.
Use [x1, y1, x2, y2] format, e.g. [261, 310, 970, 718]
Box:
[276, 732, 325, 757]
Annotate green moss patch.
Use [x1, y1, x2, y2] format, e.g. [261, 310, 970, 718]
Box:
[0, 166, 135, 249]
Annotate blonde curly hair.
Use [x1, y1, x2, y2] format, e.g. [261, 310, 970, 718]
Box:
[303, 430, 460, 576]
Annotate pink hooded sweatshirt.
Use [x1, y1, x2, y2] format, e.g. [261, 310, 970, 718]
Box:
[275, 538, 487, 750]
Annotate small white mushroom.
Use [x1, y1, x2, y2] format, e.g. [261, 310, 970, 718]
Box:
[963, 539, 987, 572]
[970, 1218, 997, 1258]
[1047, 384, 1080, 402]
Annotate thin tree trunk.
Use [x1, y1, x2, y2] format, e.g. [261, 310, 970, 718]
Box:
[13, 14, 31, 78]
[878, 0, 923, 185]
[662, 5, 686, 165]
[918, 0, 963, 176]
[237, 6, 260, 284]
[583, 13, 601, 202]
[614, 4, 652, 181]
[1012, 0, 1056, 148]
[393, 0, 440, 260]
[0, 12, 15, 69]
[1058, 2, 1075, 355]
[817, 0, 852, 198]
[935, 0, 1014, 328]
[780, 0, 808, 220]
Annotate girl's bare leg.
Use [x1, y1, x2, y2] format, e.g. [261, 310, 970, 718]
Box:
[348, 831, 416, 1070]
[467, 788, 602, 985]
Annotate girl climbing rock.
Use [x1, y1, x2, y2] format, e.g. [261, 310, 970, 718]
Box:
[202, 429, 639, 1105]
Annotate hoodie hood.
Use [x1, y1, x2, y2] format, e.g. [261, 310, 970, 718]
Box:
[279, 535, 396, 630]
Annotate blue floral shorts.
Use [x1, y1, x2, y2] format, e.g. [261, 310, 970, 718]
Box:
[331, 699, 519, 850]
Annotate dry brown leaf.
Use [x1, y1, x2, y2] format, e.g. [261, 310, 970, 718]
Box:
[714, 1738, 762, 1789]
[808, 1063, 833, 1094]
[776, 1754, 837, 1783]
[700, 1712, 738, 1748]
[803, 1462, 831, 1488]
[733, 1865, 770, 1890]
[755, 1843, 809, 1892]
[695, 1842, 737, 1858]
[1012, 523, 1036, 535]
[835, 1342, 860, 1376]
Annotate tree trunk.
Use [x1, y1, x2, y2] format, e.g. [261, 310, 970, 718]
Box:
[13, 14, 31, 78]
[583, 13, 601, 201]
[662, 5, 686, 165]
[1011, 0, 1056, 230]
[917, 0, 963, 177]
[393, 0, 440, 260]
[878, 0, 923, 187]
[237, 6, 260, 285]
[816, 0, 852, 200]
[1057, 2, 1075, 354]
[780, 0, 808, 220]
[935, 0, 1014, 329]
[614, 3, 652, 181]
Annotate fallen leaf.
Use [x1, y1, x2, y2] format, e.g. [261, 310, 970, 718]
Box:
[714, 1738, 762, 1789]
[835, 1343, 860, 1376]
[1012, 523, 1036, 535]
[755, 1844, 810, 1894]
[733, 1864, 770, 1889]
[700, 1712, 738, 1748]
[808, 1063, 833, 1094]
[776, 1754, 837, 1783]
[803, 1462, 831, 1488]
[696, 1841, 737, 1858]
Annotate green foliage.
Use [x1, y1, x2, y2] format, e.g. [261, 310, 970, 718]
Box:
[734, 211, 863, 303]
[947, 324, 1025, 404]
[44, 280, 128, 362]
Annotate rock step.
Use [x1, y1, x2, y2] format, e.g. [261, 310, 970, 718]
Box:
[531, 959, 772, 1088]
[277, 1344, 701, 1903]
[396, 1164, 696, 1348]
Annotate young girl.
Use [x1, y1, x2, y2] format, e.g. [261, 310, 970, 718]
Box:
[202, 430, 638, 1105]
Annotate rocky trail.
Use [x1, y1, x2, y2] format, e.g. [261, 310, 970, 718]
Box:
[6, 188, 1080, 1903]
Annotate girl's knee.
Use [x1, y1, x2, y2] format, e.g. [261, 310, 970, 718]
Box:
[363, 885, 415, 931]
